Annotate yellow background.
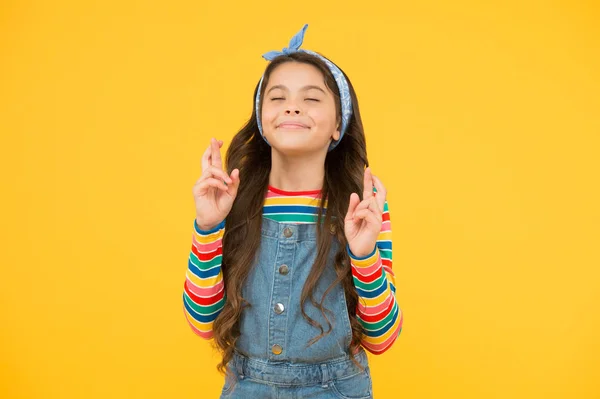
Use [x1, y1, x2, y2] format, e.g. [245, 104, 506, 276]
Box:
[1, 0, 599, 398]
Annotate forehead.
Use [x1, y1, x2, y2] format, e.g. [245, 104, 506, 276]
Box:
[265, 62, 328, 90]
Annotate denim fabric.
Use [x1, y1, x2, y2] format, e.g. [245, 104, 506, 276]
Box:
[220, 216, 373, 398]
[219, 350, 373, 399]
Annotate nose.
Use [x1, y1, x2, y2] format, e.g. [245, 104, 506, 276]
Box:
[284, 103, 301, 115]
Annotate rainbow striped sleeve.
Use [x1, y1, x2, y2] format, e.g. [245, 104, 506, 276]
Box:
[182, 219, 226, 340]
[349, 200, 403, 354]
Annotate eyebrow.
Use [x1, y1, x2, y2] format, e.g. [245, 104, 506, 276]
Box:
[266, 84, 326, 95]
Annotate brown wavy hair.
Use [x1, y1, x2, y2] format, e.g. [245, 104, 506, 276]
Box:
[211, 51, 369, 375]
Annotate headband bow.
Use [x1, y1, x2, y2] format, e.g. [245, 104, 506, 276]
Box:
[261, 24, 308, 60]
[255, 24, 352, 151]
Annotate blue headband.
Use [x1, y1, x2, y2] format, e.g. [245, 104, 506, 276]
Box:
[255, 24, 352, 151]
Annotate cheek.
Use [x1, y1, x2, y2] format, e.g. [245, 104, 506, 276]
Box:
[261, 104, 279, 125]
[309, 108, 337, 129]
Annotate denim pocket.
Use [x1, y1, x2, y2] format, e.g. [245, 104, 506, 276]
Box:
[330, 369, 373, 399]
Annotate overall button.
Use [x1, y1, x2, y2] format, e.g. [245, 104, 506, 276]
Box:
[274, 303, 285, 314]
[272, 344, 283, 355]
[283, 227, 293, 238]
[279, 264, 289, 275]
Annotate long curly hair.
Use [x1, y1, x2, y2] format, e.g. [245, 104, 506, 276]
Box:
[211, 51, 369, 375]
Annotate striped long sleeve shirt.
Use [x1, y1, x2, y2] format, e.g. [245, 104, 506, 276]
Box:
[183, 185, 403, 355]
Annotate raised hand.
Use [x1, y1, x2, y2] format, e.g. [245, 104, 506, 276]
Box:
[192, 138, 240, 230]
[344, 167, 387, 258]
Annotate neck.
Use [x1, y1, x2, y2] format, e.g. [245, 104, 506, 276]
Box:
[269, 148, 326, 191]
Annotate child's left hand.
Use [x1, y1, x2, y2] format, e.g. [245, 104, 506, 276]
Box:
[344, 167, 387, 258]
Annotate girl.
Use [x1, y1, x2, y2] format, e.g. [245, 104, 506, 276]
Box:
[184, 24, 403, 399]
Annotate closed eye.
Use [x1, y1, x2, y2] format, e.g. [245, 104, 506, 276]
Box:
[305, 98, 320, 102]
[270, 97, 285, 101]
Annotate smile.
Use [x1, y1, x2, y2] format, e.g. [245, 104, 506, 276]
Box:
[277, 123, 309, 129]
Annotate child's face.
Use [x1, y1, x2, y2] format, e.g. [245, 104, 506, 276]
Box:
[261, 62, 340, 154]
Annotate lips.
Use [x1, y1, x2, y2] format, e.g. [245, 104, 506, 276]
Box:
[277, 122, 309, 129]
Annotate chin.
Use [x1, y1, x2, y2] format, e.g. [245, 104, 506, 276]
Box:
[267, 136, 315, 154]
[264, 131, 329, 154]
[272, 140, 309, 152]
[273, 142, 327, 156]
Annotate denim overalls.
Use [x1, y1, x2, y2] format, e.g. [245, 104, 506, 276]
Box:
[219, 216, 373, 399]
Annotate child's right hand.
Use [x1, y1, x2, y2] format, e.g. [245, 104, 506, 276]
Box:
[192, 138, 240, 230]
